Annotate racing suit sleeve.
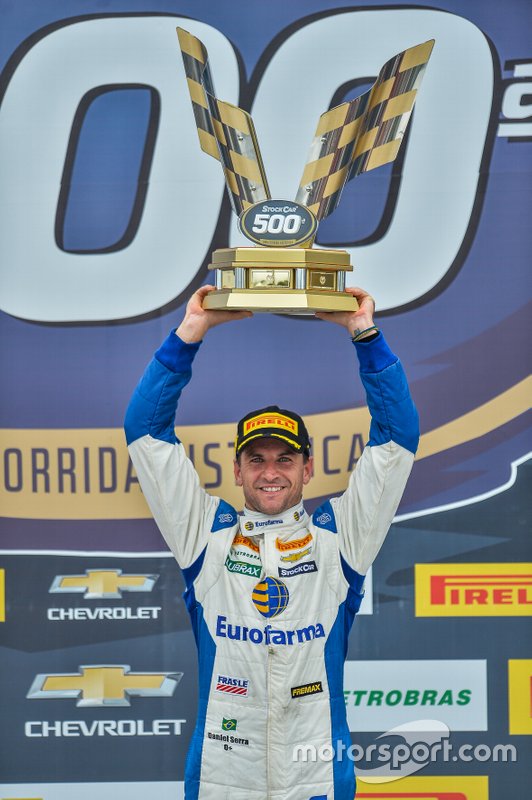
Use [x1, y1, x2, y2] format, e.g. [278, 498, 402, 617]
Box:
[332, 332, 419, 575]
[124, 331, 220, 569]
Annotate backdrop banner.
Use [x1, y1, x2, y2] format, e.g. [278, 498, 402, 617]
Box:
[1, 1, 531, 797]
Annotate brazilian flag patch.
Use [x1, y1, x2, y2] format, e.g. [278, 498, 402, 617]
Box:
[222, 717, 237, 731]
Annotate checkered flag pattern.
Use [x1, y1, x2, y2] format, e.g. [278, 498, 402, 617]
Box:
[295, 40, 434, 221]
[177, 27, 271, 216]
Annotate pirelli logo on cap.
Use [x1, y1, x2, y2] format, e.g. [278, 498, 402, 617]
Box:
[243, 413, 298, 436]
[415, 563, 532, 616]
[291, 681, 323, 698]
[356, 774, 488, 798]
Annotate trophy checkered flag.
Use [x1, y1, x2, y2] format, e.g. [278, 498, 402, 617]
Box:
[295, 40, 434, 220]
[177, 27, 270, 216]
[176, 28, 434, 314]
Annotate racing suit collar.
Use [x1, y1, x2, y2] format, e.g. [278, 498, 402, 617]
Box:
[239, 502, 308, 535]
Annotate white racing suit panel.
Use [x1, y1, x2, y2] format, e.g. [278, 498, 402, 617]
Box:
[125, 330, 419, 800]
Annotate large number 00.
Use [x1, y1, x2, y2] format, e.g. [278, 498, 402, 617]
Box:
[0, 11, 493, 320]
[252, 213, 302, 235]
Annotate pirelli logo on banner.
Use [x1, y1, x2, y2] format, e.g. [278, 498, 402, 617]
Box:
[415, 563, 532, 616]
[357, 774, 488, 798]
[508, 659, 532, 735]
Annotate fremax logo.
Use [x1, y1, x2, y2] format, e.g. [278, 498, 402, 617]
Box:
[216, 615, 325, 646]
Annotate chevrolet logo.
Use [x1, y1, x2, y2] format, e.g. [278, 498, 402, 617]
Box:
[49, 569, 158, 599]
[27, 665, 182, 706]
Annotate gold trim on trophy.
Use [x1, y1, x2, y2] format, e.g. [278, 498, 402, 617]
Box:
[177, 28, 434, 314]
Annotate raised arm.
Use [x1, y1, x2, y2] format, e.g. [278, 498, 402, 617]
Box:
[124, 287, 251, 568]
[316, 288, 419, 575]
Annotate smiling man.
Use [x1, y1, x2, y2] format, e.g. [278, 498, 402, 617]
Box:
[124, 285, 419, 800]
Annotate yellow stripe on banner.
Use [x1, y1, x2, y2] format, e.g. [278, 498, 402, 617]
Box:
[416, 376, 532, 459]
[357, 774, 488, 797]
[0, 377, 529, 520]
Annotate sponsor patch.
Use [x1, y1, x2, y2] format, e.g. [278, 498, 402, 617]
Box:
[252, 576, 289, 618]
[279, 560, 317, 578]
[225, 556, 262, 578]
[276, 532, 312, 551]
[233, 533, 260, 553]
[243, 412, 297, 436]
[216, 614, 325, 646]
[215, 675, 249, 697]
[291, 681, 323, 698]
[280, 546, 312, 563]
[230, 546, 261, 563]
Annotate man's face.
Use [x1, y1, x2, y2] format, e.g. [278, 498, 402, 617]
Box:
[234, 438, 313, 516]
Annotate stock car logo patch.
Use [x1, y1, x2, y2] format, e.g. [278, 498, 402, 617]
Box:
[252, 577, 289, 618]
[279, 560, 318, 578]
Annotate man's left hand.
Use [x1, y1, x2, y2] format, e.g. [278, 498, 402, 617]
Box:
[315, 286, 376, 339]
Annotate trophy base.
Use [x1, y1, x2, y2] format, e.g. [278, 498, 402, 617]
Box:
[203, 289, 358, 315]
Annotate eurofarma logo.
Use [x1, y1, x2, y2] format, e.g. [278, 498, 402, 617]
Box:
[415, 563, 532, 616]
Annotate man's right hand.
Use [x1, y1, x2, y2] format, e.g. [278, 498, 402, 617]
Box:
[175, 285, 253, 343]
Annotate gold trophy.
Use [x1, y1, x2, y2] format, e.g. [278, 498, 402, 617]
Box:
[177, 28, 434, 314]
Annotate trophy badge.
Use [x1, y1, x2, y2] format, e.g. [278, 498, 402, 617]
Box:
[177, 28, 434, 315]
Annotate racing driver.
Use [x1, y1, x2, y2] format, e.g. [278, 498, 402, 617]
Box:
[124, 285, 419, 800]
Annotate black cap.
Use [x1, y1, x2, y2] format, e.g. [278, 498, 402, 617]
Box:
[235, 405, 311, 456]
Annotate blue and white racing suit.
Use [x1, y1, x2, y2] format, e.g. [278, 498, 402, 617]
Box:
[124, 330, 419, 800]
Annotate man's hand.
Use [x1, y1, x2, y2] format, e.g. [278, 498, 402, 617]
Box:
[176, 285, 253, 343]
[315, 286, 376, 339]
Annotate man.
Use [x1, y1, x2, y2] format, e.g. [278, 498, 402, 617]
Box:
[124, 285, 419, 800]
